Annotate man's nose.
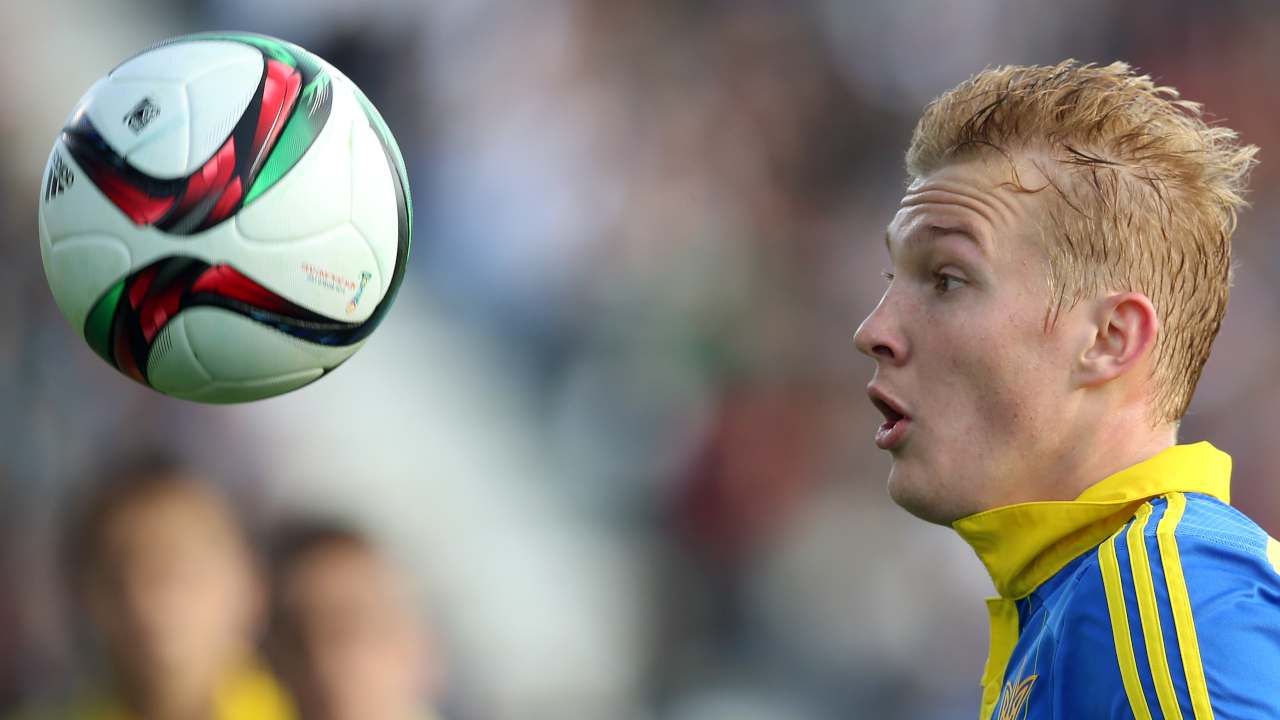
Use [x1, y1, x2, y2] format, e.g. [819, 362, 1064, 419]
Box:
[854, 301, 905, 365]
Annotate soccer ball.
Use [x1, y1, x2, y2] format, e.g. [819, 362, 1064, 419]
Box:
[38, 32, 411, 403]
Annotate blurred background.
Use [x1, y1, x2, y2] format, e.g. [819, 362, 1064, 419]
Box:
[2, 1, 1279, 718]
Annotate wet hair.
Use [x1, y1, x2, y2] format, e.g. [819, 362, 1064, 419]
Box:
[907, 60, 1258, 423]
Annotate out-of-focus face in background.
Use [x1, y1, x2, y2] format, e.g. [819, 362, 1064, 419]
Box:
[78, 472, 262, 709]
[855, 155, 1089, 524]
[271, 533, 434, 720]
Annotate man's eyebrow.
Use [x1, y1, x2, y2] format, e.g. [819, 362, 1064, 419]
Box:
[933, 223, 987, 254]
[885, 224, 987, 256]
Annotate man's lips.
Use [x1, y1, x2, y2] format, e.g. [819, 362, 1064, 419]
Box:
[867, 386, 912, 450]
[874, 415, 911, 450]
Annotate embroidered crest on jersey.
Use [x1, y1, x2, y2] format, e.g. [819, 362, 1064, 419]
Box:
[998, 674, 1038, 720]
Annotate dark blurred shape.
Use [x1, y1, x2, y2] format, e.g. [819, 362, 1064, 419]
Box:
[0, 500, 16, 714]
[267, 520, 441, 720]
[55, 454, 295, 720]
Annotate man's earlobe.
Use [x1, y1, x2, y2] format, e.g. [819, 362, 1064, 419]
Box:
[1075, 293, 1159, 388]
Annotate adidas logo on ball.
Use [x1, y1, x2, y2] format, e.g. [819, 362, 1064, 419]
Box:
[123, 96, 160, 134]
[43, 154, 74, 202]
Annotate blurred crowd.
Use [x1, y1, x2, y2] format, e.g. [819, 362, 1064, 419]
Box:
[12, 457, 438, 720]
[3, 1, 1280, 719]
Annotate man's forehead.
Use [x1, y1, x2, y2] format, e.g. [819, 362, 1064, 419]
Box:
[885, 206, 990, 257]
[905, 154, 1055, 203]
[886, 157, 1055, 254]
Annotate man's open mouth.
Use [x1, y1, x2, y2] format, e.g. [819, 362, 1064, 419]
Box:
[868, 388, 912, 450]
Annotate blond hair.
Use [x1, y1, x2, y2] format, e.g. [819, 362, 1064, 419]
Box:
[907, 61, 1258, 424]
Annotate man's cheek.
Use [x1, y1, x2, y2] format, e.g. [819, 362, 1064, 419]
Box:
[969, 356, 1029, 433]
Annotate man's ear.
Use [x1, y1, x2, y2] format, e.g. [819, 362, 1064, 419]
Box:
[1074, 292, 1160, 388]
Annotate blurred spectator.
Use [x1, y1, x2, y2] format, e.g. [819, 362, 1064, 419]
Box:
[47, 457, 294, 720]
[267, 521, 441, 720]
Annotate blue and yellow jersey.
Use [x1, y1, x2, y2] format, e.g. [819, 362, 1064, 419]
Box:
[954, 442, 1280, 719]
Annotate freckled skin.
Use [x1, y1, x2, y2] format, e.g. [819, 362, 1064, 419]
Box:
[855, 156, 1092, 524]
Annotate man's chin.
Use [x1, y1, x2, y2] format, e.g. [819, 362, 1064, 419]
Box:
[886, 466, 966, 526]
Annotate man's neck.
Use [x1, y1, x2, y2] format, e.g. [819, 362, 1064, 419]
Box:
[1050, 406, 1178, 502]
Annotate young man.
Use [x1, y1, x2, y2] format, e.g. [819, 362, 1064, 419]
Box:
[267, 522, 441, 720]
[62, 460, 295, 720]
[854, 62, 1278, 718]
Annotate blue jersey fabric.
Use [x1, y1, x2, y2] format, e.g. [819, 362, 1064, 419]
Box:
[984, 491, 1280, 719]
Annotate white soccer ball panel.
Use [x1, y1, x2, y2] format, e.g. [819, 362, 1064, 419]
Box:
[234, 79, 354, 243]
[180, 46, 264, 175]
[111, 39, 259, 84]
[39, 146, 134, 332]
[178, 306, 361, 379]
[348, 88, 399, 300]
[148, 309, 346, 403]
[146, 310, 210, 395]
[227, 222, 383, 323]
[148, 307, 363, 403]
[78, 76, 188, 174]
[187, 370, 325, 404]
[43, 234, 131, 332]
[84, 41, 262, 179]
[231, 81, 387, 322]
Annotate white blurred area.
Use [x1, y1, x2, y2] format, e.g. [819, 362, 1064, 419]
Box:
[4, 1, 1280, 719]
[227, 293, 651, 719]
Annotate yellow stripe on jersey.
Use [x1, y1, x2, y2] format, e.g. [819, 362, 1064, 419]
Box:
[1267, 535, 1280, 575]
[979, 598, 1021, 720]
[1128, 502, 1184, 719]
[1099, 523, 1154, 720]
[1158, 493, 1215, 720]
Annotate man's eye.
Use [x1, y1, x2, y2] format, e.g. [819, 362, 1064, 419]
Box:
[881, 270, 895, 283]
[934, 273, 965, 294]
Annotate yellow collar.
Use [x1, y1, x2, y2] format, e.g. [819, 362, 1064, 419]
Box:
[952, 442, 1231, 599]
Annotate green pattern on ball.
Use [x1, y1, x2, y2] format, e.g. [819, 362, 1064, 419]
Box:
[84, 280, 124, 365]
[243, 73, 332, 205]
